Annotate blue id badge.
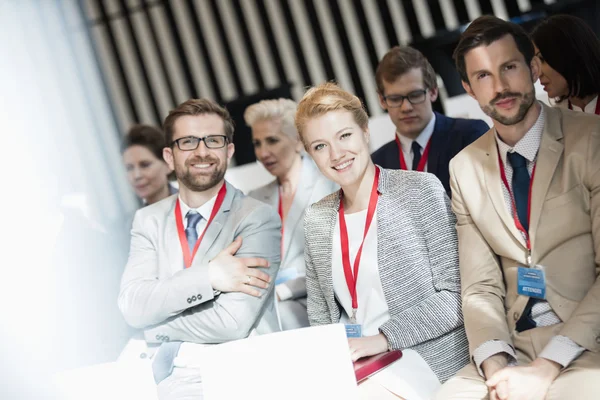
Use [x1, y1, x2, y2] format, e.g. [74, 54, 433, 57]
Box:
[345, 324, 362, 338]
[517, 266, 546, 300]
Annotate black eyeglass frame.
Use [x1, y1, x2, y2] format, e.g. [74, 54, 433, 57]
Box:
[382, 89, 428, 108]
[171, 135, 229, 151]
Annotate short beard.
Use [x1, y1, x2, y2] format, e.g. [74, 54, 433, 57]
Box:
[482, 88, 535, 126]
[176, 158, 226, 192]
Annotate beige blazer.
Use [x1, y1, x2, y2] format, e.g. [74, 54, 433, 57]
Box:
[449, 103, 600, 355]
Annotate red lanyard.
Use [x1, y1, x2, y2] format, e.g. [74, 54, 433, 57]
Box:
[175, 183, 227, 268]
[338, 167, 380, 322]
[278, 186, 284, 257]
[497, 151, 536, 265]
[567, 99, 600, 115]
[395, 136, 432, 171]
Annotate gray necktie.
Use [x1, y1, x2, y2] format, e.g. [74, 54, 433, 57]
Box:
[185, 210, 203, 251]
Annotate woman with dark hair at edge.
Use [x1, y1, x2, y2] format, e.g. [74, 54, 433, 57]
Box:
[531, 14, 600, 115]
[122, 124, 177, 206]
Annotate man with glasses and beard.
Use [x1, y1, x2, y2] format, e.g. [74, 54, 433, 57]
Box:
[119, 99, 281, 400]
[371, 46, 488, 196]
[436, 16, 600, 400]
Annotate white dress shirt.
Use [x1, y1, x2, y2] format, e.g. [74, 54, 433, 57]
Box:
[396, 113, 436, 171]
[178, 193, 218, 234]
[570, 95, 598, 114]
[331, 209, 391, 336]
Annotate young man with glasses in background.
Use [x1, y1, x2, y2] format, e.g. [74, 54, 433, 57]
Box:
[372, 46, 489, 195]
[118, 99, 281, 400]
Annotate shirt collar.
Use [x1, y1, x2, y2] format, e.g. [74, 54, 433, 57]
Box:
[571, 95, 598, 114]
[396, 112, 436, 152]
[495, 102, 545, 165]
[178, 192, 218, 222]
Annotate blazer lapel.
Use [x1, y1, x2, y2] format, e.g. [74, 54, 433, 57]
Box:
[427, 112, 447, 176]
[165, 198, 185, 274]
[193, 182, 235, 266]
[320, 195, 340, 323]
[482, 132, 526, 246]
[259, 180, 279, 209]
[283, 158, 316, 259]
[528, 107, 564, 252]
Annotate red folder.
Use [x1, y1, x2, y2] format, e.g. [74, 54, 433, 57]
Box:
[353, 350, 403, 383]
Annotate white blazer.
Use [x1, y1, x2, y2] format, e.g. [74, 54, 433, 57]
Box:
[249, 156, 338, 299]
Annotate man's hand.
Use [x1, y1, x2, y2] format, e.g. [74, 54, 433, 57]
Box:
[482, 353, 510, 400]
[208, 237, 271, 297]
[486, 358, 561, 400]
[348, 333, 389, 362]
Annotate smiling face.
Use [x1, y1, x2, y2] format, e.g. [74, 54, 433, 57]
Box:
[378, 68, 438, 139]
[462, 34, 539, 126]
[302, 110, 370, 189]
[534, 45, 569, 100]
[163, 114, 234, 192]
[123, 145, 171, 202]
[251, 118, 302, 179]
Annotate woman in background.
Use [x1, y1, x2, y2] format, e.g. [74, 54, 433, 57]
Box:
[122, 124, 176, 205]
[296, 83, 468, 389]
[245, 98, 337, 330]
[531, 14, 600, 114]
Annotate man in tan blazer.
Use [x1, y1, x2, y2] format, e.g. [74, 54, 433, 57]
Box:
[436, 16, 600, 400]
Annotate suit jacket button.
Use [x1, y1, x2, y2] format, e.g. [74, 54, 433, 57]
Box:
[187, 297, 192, 304]
[513, 312, 520, 321]
[191, 295, 197, 302]
[165, 336, 170, 342]
[156, 334, 160, 340]
[197, 294, 202, 300]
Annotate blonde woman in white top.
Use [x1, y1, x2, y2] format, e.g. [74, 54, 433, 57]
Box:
[296, 83, 468, 389]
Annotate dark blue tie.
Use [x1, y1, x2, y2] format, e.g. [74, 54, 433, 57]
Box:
[508, 152, 537, 332]
[507, 152, 529, 232]
[185, 211, 203, 251]
[411, 141, 422, 171]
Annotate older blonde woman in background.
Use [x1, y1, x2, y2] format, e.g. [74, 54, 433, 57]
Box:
[296, 83, 468, 395]
[245, 98, 337, 330]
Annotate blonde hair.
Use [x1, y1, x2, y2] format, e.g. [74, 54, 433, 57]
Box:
[243, 98, 299, 141]
[295, 82, 369, 143]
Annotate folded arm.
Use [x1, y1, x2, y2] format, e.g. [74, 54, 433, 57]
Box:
[118, 211, 216, 328]
[143, 206, 281, 343]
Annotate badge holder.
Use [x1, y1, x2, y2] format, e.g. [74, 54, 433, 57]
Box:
[517, 263, 547, 300]
[345, 308, 362, 338]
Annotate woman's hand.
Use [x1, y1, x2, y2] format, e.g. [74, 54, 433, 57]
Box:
[348, 333, 389, 361]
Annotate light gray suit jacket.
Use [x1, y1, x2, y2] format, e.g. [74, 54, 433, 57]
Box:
[304, 167, 469, 382]
[118, 181, 281, 345]
[249, 157, 338, 299]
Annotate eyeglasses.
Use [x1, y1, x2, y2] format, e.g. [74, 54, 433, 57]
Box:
[382, 89, 428, 108]
[171, 135, 228, 151]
